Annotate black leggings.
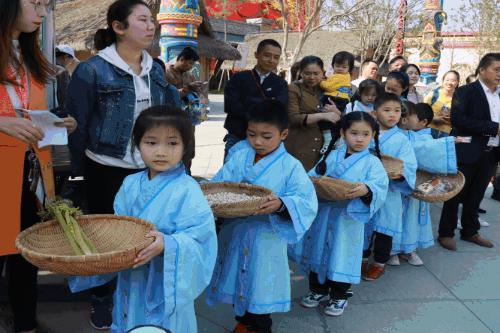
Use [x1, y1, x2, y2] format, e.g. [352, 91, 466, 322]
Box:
[309, 272, 351, 300]
[235, 312, 272, 333]
[0, 155, 40, 332]
[84, 157, 140, 298]
[363, 232, 393, 264]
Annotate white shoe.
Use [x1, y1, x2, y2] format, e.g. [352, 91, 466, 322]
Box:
[479, 218, 490, 227]
[402, 252, 424, 266]
[386, 255, 400, 266]
[457, 219, 463, 230]
[300, 292, 328, 308]
[324, 299, 348, 316]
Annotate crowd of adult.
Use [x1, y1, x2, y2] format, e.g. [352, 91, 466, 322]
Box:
[0, 0, 499, 332]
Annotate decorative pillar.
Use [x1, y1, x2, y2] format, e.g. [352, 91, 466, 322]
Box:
[157, 0, 203, 63]
[418, 0, 447, 84]
[395, 0, 407, 56]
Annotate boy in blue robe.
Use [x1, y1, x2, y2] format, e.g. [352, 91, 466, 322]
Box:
[206, 100, 318, 333]
[389, 103, 457, 266]
[293, 111, 389, 316]
[68, 106, 217, 333]
[362, 93, 417, 281]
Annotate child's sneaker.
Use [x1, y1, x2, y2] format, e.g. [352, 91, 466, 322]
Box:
[324, 298, 348, 316]
[300, 292, 329, 308]
[232, 323, 247, 333]
[386, 255, 400, 266]
[363, 264, 385, 281]
[401, 252, 424, 266]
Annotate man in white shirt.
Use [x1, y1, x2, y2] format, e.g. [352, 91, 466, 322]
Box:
[351, 60, 379, 87]
[438, 53, 500, 251]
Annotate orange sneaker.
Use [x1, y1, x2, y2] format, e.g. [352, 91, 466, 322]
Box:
[232, 323, 249, 333]
[362, 264, 385, 281]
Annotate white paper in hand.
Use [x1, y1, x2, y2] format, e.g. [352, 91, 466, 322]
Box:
[28, 110, 68, 148]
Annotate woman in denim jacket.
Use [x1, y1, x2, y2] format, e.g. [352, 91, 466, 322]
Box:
[65, 0, 180, 329]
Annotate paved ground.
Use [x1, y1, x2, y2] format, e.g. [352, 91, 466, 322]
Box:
[1, 94, 499, 333]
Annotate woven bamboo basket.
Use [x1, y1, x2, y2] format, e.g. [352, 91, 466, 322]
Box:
[15, 215, 155, 276]
[311, 176, 357, 201]
[412, 170, 465, 203]
[381, 154, 404, 178]
[201, 182, 272, 218]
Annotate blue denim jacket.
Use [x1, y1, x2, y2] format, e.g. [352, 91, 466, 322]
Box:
[66, 56, 181, 175]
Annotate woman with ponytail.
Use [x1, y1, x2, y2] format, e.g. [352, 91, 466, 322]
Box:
[65, 0, 180, 329]
[292, 111, 388, 317]
[0, 1, 76, 332]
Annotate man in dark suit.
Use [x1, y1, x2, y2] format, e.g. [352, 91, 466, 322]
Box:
[223, 39, 289, 158]
[438, 53, 500, 251]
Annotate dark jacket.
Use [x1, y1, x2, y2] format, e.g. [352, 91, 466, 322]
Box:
[66, 56, 180, 175]
[450, 80, 500, 164]
[223, 69, 288, 139]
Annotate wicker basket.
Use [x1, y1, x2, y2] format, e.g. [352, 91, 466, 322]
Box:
[311, 176, 357, 201]
[381, 154, 404, 178]
[412, 170, 465, 203]
[15, 215, 155, 276]
[201, 182, 272, 218]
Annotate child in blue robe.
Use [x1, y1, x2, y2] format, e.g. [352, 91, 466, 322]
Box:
[344, 79, 382, 114]
[69, 106, 217, 333]
[389, 103, 457, 266]
[206, 100, 318, 333]
[293, 111, 388, 316]
[362, 93, 417, 281]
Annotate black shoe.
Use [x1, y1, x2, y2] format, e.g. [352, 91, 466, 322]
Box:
[478, 208, 487, 214]
[346, 288, 354, 298]
[90, 296, 113, 330]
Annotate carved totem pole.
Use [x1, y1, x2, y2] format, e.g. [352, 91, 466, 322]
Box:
[418, 0, 447, 84]
[158, 0, 203, 63]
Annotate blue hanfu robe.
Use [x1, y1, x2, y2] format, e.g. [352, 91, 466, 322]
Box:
[365, 126, 417, 246]
[225, 138, 251, 162]
[69, 164, 217, 333]
[292, 145, 388, 284]
[392, 129, 457, 254]
[206, 143, 318, 316]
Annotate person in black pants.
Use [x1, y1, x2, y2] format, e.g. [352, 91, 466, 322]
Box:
[223, 39, 289, 159]
[492, 166, 500, 201]
[0, 156, 41, 333]
[438, 53, 500, 251]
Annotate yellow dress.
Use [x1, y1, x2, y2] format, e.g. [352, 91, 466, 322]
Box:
[424, 89, 452, 133]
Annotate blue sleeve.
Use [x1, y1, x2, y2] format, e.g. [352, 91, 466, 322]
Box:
[269, 162, 318, 243]
[166, 83, 181, 108]
[390, 140, 417, 194]
[212, 150, 245, 182]
[224, 139, 250, 163]
[413, 136, 458, 174]
[66, 61, 97, 176]
[113, 174, 135, 215]
[158, 185, 217, 315]
[68, 273, 117, 293]
[346, 158, 389, 223]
